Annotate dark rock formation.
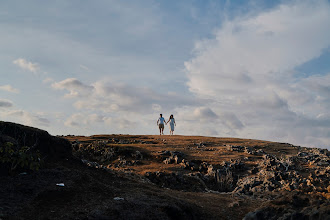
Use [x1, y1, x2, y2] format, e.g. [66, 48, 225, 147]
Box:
[145, 171, 207, 192]
[243, 193, 330, 220]
[160, 151, 184, 164]
[226, 145, 265, 155]
[0, 121, 72, 160]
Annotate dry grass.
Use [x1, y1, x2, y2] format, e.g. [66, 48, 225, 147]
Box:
[65, 134, 300, 176]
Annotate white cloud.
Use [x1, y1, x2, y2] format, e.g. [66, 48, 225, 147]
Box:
[13, 58, 40, 73]
[152, 104, 162, 112]
[184, 0, 330, 148]
[43, 77, 55, 84]
[219, 112, 244, 130]
[64, 113, 138, 131]
[55, 78, 207, 135]
[104, 117, 138, 130]
[0, 99, 13, 107]
[0, 85, 19, 93]
[79, 65, 90, 71]
[64, 113, 86, 127]
[52, 78, 201, 113]
[51, 78, 94, 98]
[193, 107, 218, 120]
[1, 109, 50, 127]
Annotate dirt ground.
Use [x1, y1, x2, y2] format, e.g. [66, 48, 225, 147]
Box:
[66, 134, 300, 173]
[1, 134, 327, 219]
[1, 155, 261, 220]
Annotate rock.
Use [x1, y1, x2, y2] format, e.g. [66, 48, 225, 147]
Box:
[81, 159, 101, 168]
[298, 152, 308, 157]
[198, 162, 209, 173]
[244, 147, 265, 155]
[71, 141, 81, 151]
[229, 159, 245, 170]
[206, 165, 215, 176]
[131, 150, 143, 160]
[228, 200, 240, 208]
[159, 150, 171, 156]
[250, 167, 259, 174]
[118, 139, 130, 144]
[162, 151, 184, 165]
[226, 145, 245, 152]
[244, 193, 330, 220]
[243, 207, 276, 220]
[163, 157, 175, 164]
[221, 159, 245, 171]
[194, 142, 206, 148]
[256, 149, 265, 155]
[173, 155, 182, 164]
[144, 171, 207, 192]
[0, 121, 72, 160]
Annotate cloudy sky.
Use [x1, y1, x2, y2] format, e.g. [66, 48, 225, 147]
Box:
[1, 0, 330, 149]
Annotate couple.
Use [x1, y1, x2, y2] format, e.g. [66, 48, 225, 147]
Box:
[157, 114, 176, 135]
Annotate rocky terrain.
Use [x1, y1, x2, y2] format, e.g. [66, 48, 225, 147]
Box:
[1, 121, 329, 219]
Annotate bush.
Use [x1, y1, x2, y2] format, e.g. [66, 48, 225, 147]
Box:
[215, 169, 235, 192]
[0, 142, 42, 175]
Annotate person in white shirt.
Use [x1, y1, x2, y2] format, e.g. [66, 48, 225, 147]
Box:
[157, 114, 166, 135]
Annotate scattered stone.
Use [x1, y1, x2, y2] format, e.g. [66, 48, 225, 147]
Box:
[161, 151, 184, 165]
[226, 145, 245, 152]
[131, 150, 143, 160]
[228, 200, 240, 208]
[119, 139, 130, 144]
[144, 171, 207, 192]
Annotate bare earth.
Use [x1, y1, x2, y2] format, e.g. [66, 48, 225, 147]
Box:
[1, 129, 329, 219]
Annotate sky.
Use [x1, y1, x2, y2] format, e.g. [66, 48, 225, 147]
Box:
[1, 0, 330, 149]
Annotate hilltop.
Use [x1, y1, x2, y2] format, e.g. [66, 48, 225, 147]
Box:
[0, 121, 329, 219]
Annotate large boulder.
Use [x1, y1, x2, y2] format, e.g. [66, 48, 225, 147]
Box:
[0, 121, 72, 160]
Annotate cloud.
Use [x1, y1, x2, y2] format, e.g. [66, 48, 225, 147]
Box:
[79, 65, 90, 71]
[13, 58, 40, 73]
[64, 113, 105, 127]
[51, 78, 94, 98]
[186, 1, 330, 97]
[104, 117, 138, 130]
[52, 78, 202, 113]
[64, 113, 137, 131]
[43, 77, 55, 84]
[55, 78, 207, 135]
[184, 1, 330, 148]
[0, 99, 13, 107]
[219, 112, 245, 130]
[192, 107, 244, 132]
[193, 107, 218, 120]
[0, 85, 19, 93]
[1, 109, 50, 127]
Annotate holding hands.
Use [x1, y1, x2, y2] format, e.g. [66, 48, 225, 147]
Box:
[157, 113, 176, 135]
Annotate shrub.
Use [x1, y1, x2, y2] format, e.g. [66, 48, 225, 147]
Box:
[0, 142, 42, 175]
[215, 169, 235, 192]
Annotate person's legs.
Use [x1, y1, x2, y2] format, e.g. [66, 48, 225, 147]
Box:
[159, 124, 162, 135]
[159, 124, 164, 135]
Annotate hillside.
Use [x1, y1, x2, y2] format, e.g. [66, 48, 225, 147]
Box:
[1, 122, 329, 219]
